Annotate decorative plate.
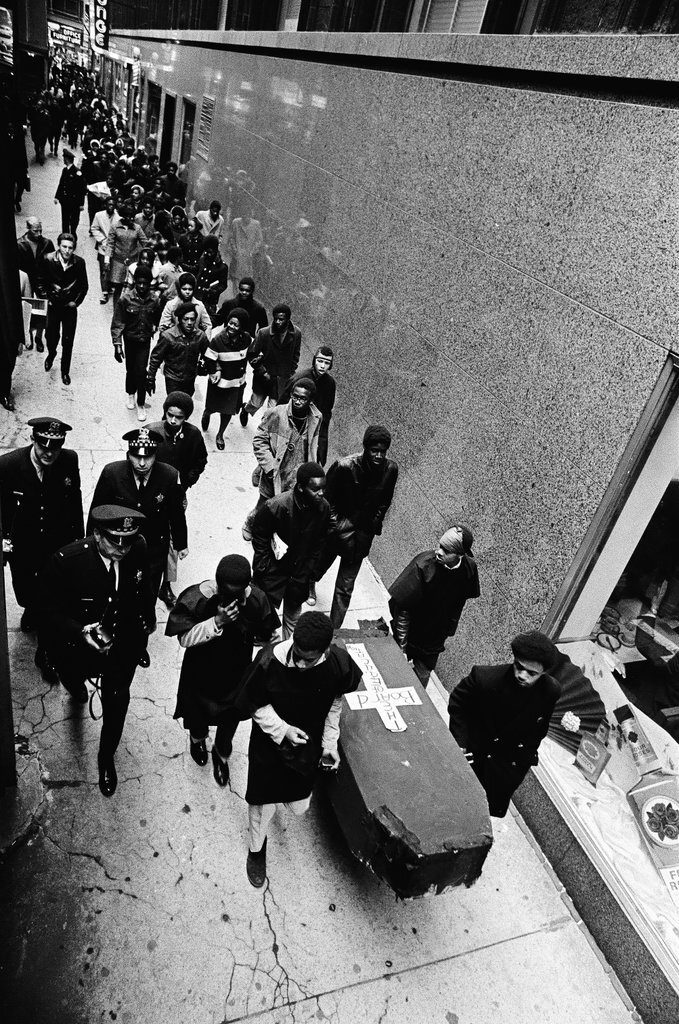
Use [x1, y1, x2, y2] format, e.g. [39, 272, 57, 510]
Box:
[641, 796, 679, 846]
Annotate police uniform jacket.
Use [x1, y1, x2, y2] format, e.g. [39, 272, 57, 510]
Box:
[55, 164, 87, 207]
[88, 460, 188, 569]
[37, 534, 155, 668]
[0, 445, 83, 606]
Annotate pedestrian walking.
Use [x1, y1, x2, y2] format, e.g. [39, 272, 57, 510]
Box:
[147, 301, 209, 399]
[389, 526, 481, 687]
[195, 200, 224, 242]
[37, 505, 155, 797]
[194, 236, 229, 321]
[313, 425, 398, 626]
[251, 462, 333, 638]
[236, 611, 361, 887]
[91, 196, 121, 303]
[88, 428, 188, 600]
[167, 554, 279, 787]
[199, 307, 252, 450]
[111, 266, 162, 420]
[54, 149, 87, 236]
[17, 217, 55, 352]
[216, 276, 267, 337]
[177, 218, 206, 277]
[239, 304, 301, 426]
[448, 631, 561, 817]
[148, 391, 208, 609]
[157, 273, 212, 338]
[104, 203, 148, 306]
[279, 347, 336, 466]
[42, 233, 89, 386]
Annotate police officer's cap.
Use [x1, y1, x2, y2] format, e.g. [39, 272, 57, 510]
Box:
[123, 427, 163, 455]
[91, 505, 145, 538]
[28, 417, 72, 449]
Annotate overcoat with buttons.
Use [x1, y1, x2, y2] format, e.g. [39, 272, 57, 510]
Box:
[0, 445, 84, 608]
[448, 664, 560, 817]
[36, 534, 155, 679]
[87, 459, 188, 579]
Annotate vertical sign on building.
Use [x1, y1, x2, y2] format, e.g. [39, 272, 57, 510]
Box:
[196, 95, 216, 161]
[91, 0, 109, 51]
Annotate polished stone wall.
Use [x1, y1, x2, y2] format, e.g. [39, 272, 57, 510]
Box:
[113, 33, 675, 679]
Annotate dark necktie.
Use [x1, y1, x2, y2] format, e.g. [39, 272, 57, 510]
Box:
[108, 561, 117, 595]
[138, 477, 146, 497]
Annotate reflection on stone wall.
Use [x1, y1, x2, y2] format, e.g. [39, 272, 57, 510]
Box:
[129, 40, 675, 682]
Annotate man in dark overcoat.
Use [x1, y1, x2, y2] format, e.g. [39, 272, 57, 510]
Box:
[250, 462, 334, 639]
[313, 424, 398, 627]
[88, 428, 188, 601]
[389, 525, 481, 687]
[54, 148, 87, 235]
[16, 218, 55, 351]
[148, 391, 208, 608]
[36, 506, 155, 797]
[0, 417, 83, 678]
[167, 554, 279, 788]
[236, 611, 361, 887]
[448, 631, 561, 817]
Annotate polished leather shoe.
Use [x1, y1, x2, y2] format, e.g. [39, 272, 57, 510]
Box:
[138, 649, 151, 668]
[98, 760, 118, 798]
[212, 748, 229, 787]
[159, 583, 176, 609]
[61, 373, 71, 386]
[35, 647, 60, 685]
[190, 738, 208, 766]
[246, 839, 267, 889]
[239, 406, 249, 427]
[44, 355, 54, 371]
[61, 676, 88, 703]
[35, 340, 44, 353]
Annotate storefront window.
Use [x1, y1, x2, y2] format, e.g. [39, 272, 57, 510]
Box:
[180, 99, 196, 166]
[146, 81, 162, 154]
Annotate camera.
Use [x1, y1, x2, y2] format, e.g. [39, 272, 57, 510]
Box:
[88, 623, 112, 650]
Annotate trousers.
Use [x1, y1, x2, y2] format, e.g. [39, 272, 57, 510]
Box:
[46, 303, 77, 374]
[124, 336, 151, 406]
[184, 707, 241, 758]
[60, 202, 81, 235]
[248, 798, 311, 852]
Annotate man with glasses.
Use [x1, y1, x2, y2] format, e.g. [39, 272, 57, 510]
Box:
[37, 505, 155, 797]
[237, 611, 361, 887]
[389, 526, 481, 687]
[448, 631, 561, 817]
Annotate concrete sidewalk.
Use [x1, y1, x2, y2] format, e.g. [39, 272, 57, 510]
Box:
[0, 145, 640, 1024]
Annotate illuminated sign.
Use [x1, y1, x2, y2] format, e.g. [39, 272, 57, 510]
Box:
[91, 0, 109, 51]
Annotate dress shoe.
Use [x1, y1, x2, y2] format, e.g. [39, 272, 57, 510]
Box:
[190, 738, 208, 766]
[35, 647, 60, 685]
[159, 582, 176, 609]
[35, 339, 44, 353]
[241, 515, 254, 543]
[138, 650, 150, 668]
[126, 393, 135, 410]
[201, 411, 210, 431]
[137, 405, 146, 421]
[0, 394, 14, 411]
[246, 839, 267, 888]
[306, 583, 317, 607]
[24, 337, 33, 350]
[61, 373, 71, 386]
[100, 293, 110, 304]
[61, 676, 88, 703]
[212, 747, 230, 787]
[44, 355, 54, 371]
[20, 610, 34, 633]
[98, 760, 118, 798]
[239, 406, 249, 427]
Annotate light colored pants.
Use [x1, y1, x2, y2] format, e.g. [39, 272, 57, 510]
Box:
[248, 798, 311, 852]
[282, 596, 303, 640]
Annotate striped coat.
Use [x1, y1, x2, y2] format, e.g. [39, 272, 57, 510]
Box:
[202, 326, 252, 415]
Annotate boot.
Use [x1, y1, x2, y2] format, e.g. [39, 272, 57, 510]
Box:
[246, 838, 267, 888]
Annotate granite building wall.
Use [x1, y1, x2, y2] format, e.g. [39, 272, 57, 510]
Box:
[113, 32, 677, 686]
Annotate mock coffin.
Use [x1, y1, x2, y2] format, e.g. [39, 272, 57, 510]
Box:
[327, 634, 493, 898]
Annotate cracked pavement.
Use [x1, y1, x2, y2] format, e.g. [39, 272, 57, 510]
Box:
[0, 139, 639, 1024]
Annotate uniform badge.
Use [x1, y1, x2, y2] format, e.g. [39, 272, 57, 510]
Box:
[123, 517, 133, 530]
[64, 476, 72, 487]
[156, 493, 164, 504]
[135, 570, 143, 583]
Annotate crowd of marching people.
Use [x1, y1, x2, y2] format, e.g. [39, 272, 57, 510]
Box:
[7, 65, 563, 888]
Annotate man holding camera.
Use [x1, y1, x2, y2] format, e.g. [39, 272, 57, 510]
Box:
[37, 505, 155, 797]
[166, 554, 279, 788]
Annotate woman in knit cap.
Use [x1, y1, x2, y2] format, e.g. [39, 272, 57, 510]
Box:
[167, 554, 280, 789]
[200, 306, 252, 450]
[388, 525, 481, 687]
[236, 610, 361, 888]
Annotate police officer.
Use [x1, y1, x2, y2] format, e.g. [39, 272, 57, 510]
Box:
[0, 417, 83, 680]
[37, 506, 155, 797]
[54, 148, 87, 236]
[88, 428, 188, 601]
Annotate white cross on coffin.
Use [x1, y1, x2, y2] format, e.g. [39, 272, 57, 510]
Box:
[344, 643, 422, 732]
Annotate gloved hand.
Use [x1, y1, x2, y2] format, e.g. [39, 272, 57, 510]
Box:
[146, 376, 155, 395]
[113, 344, 124, 364]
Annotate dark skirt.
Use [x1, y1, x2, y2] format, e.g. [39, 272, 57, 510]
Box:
[245, 726, 322, 805]
[204, 381, 245, 416]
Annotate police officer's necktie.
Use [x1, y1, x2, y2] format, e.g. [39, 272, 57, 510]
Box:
[108, 560, 117, 595]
